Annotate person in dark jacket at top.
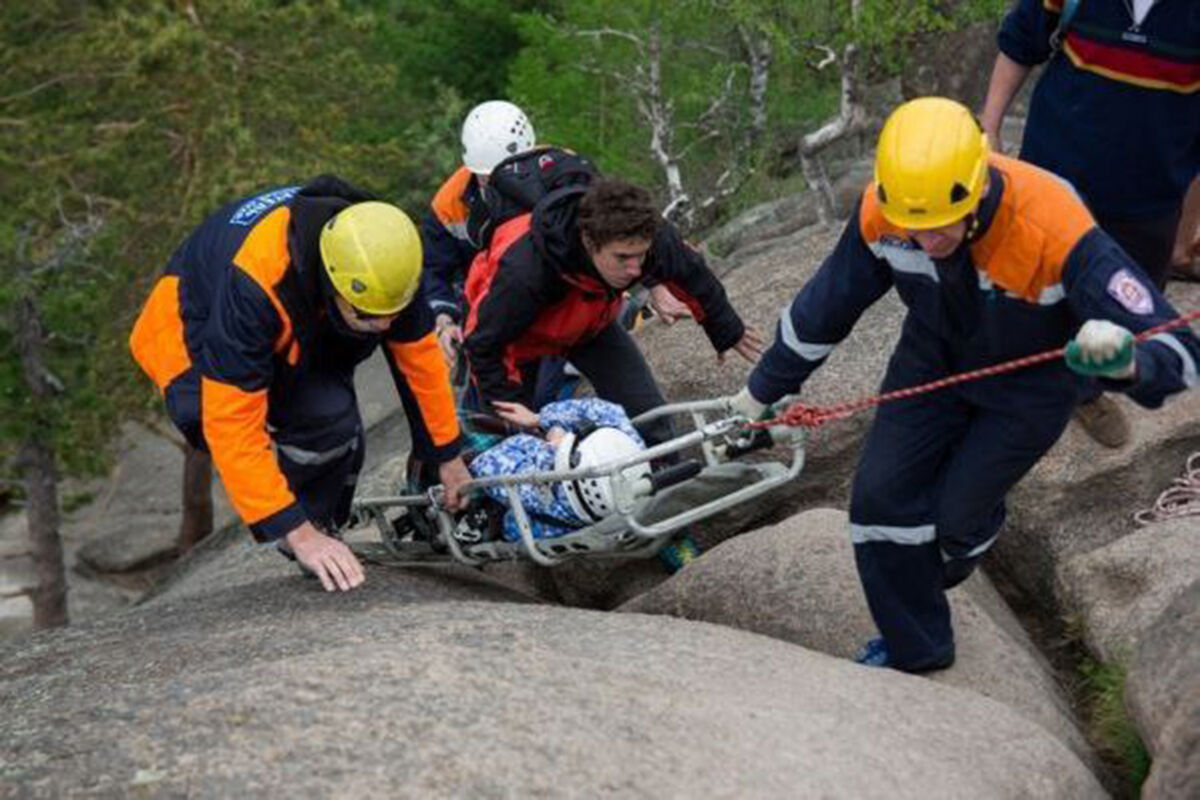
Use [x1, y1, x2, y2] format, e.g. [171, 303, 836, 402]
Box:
[980, 0, 1199, 448]
[130, 177, 470, 593]
[420, 100, 694, 396]
[729, 97, 1199, 673]
[462, 177, 764, 448]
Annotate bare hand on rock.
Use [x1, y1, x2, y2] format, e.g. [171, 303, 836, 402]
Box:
[286, 522, 365, 593]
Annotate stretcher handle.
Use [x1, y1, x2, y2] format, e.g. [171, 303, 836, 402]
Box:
[626, 443, 805, 539]
[646, 460, 703, 494]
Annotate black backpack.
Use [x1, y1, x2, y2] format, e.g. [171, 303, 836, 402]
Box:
[466, 146, 599, 250]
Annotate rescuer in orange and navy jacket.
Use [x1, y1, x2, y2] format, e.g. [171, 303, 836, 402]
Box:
[130, 176, 469, 592]
[729, 99, 1199, 673]
[462, 177, 765, 447]
[421, 158, 488, 326]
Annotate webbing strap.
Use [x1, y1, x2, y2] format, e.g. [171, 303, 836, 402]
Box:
[1051, 0, 1083, 51]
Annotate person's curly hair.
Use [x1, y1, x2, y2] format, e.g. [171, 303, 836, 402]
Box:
[577, 179, 659, 249]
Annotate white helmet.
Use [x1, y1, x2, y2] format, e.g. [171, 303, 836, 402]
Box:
[554, 427, 650, 524]
[461, 100, 536, 175]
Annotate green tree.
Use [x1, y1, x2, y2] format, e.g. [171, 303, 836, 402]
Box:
[505, 0, 857, 228]
[508, 1, 752, 208]
[0, 0, 468, 623]
[506, 0, 1008, 229]
[357, 0, 556, 104]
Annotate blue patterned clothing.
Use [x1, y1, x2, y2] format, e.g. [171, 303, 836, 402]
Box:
[468, 398, 644, 540]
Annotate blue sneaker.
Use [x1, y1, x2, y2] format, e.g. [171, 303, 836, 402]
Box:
[854, 637, 891, 667]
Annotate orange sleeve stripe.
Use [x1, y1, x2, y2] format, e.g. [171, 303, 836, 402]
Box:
[129, 275, 191, 392]
[387, 335, 460, 446]
[231, 206, 297, 363]
[200, 377, 297, 525]
[431, 167, 474, 230]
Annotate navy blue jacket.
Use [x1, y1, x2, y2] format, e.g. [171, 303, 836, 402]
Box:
[999, 0, 1199, 220]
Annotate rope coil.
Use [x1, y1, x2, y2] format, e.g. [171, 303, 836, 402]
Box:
[1134, 452, 1200, 527]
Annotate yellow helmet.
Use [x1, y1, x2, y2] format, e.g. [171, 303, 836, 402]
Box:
[874, 97, 989, 230]
[319, 202, 422, 316]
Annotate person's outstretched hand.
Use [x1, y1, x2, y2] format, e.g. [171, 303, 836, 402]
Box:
[718, 325, 766, 365]
[491, 400, 541, 429]
[648, 284, 692, 325]
[285, 522, 365, 592]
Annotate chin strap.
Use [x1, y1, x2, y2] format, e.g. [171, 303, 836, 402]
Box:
[323, 291, 376, 342]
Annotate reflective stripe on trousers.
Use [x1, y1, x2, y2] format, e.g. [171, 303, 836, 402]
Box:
[276, 435, 359, 467]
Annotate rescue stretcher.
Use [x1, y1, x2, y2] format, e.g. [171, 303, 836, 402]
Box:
[346, 398, 804, 568]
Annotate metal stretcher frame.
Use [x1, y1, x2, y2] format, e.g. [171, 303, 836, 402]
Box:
[349, 398, 805, 568]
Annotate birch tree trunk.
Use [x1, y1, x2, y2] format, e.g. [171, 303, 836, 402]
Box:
[739, 25, 772, 150]
[573, 18, 766, 231]
[638, 26, 690, 224]
[798, 0, 867, 225]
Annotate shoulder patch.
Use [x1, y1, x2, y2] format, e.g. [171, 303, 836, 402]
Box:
[1107, 268, 1154, 315]
[230, 187, 300, 227]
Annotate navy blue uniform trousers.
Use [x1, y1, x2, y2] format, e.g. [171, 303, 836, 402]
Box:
[167, 363, 365, 534]
[849, 338, 1074, 671]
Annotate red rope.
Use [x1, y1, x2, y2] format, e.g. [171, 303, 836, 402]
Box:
[750, 311, 1200, 430]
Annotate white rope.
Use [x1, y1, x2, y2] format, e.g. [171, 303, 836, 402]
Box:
[1134, 452, 1200, 526]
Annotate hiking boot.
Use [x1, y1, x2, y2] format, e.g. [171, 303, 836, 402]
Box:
[1073, 395, 1131, 449]
[657, 531, 702, 574]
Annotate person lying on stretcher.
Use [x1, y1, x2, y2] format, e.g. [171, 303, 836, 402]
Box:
[467, 397, 651, 541]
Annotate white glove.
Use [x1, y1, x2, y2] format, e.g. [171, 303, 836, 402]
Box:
[728, 387, 768, 420]
[1066, 320, 1136, 380]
